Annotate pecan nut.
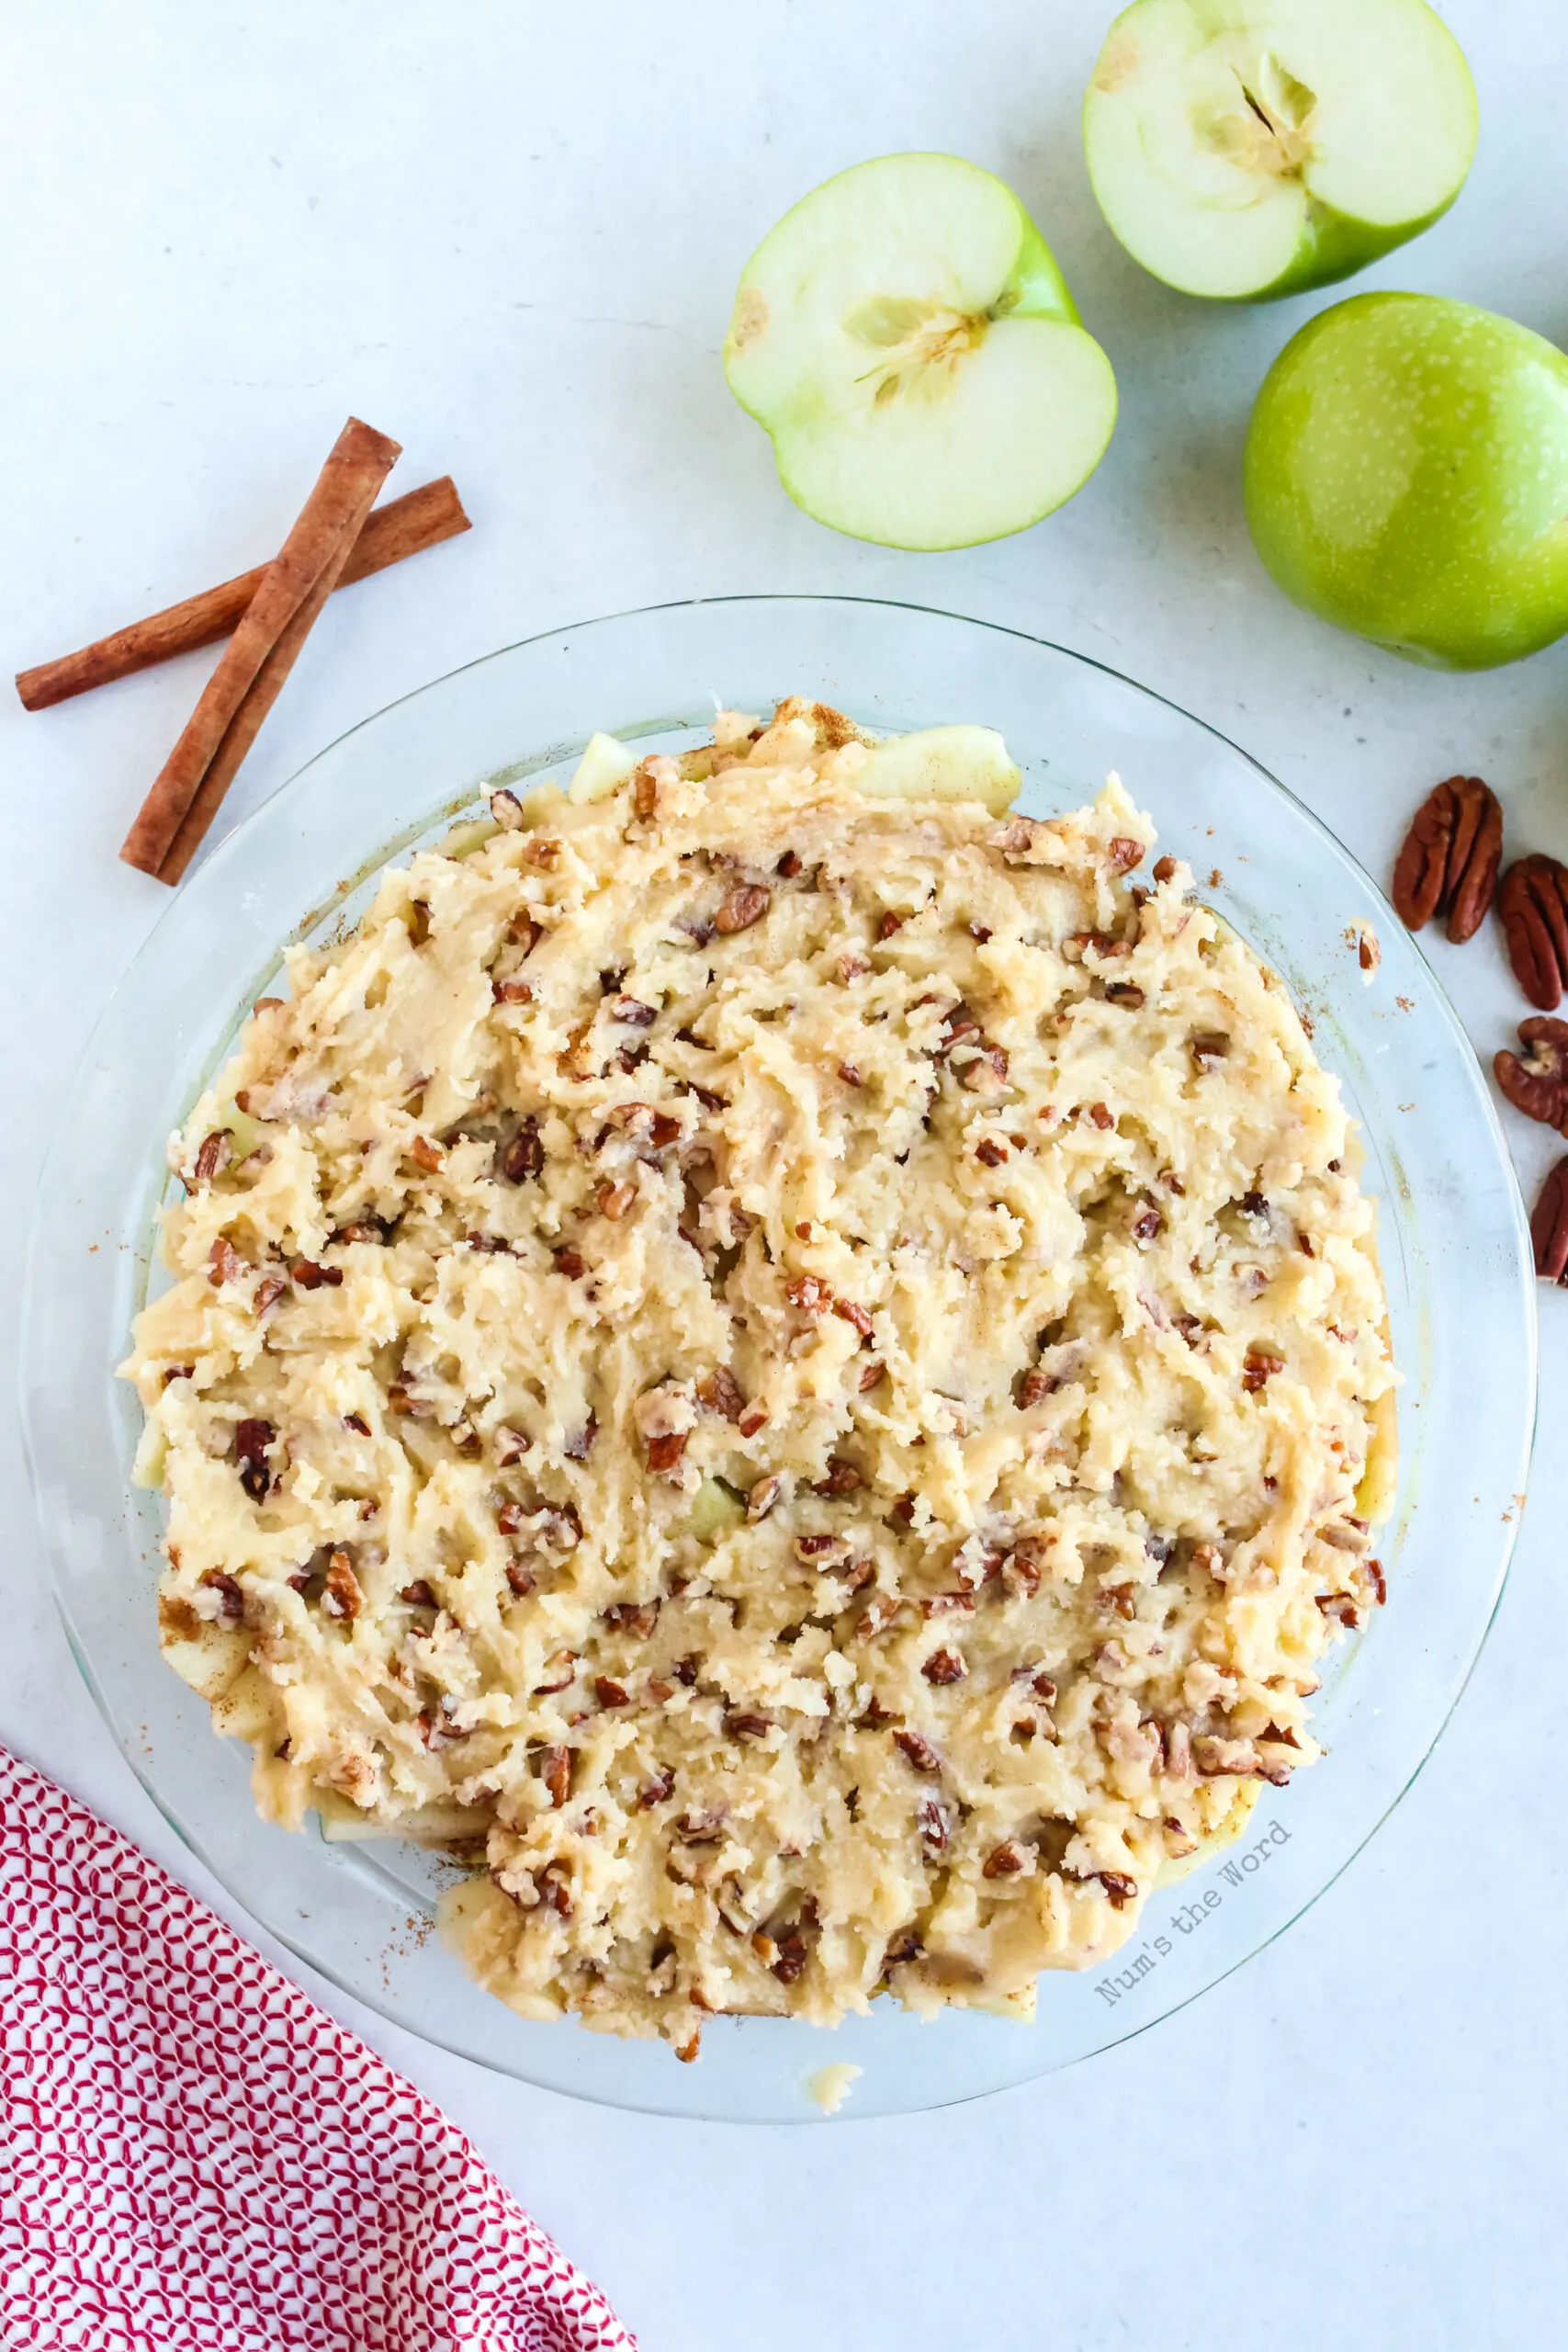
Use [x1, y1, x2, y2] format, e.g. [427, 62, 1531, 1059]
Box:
[1530, 1159, 1568, 1283]
[1498, 854, 1568, 1010]
[1495, 1017, 1568, 1134]
[1391, 776, 1502, 944]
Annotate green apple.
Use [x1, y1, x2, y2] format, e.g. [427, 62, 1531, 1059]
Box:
[1083, 0, 1477, 302]
[1244, 293, 1568, 670]
[853, 725, 1021, 815]
[723, 153, 1117, 550]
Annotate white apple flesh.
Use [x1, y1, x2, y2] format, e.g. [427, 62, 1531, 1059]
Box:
[1083, 0, 1477, 302]
[852, 725, 1021, 816]
[724, 153, 1117, 550]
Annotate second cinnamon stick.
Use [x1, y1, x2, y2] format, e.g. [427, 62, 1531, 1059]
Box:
[120, 416, 400, 878]
[17, 477, 468, 713]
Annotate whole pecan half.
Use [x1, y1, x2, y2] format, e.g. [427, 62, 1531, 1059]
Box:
[1498, 854, 1568, 1009]
[1495, 1017, 1568, 1134]
[1391, 775, 1502, 943]
[1530, 1159, 1568, 1283]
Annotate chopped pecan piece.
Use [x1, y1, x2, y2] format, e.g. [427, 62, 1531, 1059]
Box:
[1192, 1734, 1259, 1778]
[917, 1793, 948, 1852]
[1131, 1205, 1162, 1242]
[837, 1060, 864, 1088]
[501, 1119, 544, 1182]
[400, 1580, 438, 1609]
[1243, 1346, 1284, 1392]
[1087, 1101, 1114, 1130]
[713, 883, 771, 934]
[724, 1710, 772, 1741]
[747, 1475, 783, 1521]
[696, 1367, 746, 1422]
[786, 1274, 831, 1314]
[1531, 1158, 1568, 1282]
[610, 994, 657, 1028]
[536, 1859, 572, 1916]
[603, 1600, 659, 1638]
[494, 1425, 531, 1465]
[1096, 1869, 1138, 1908]
[489, 786, 525, 830]
[1107, 835, 1144, 874]
[877, 910, 906, 939]
[1189, 1032, 1229, 1071]
[894, 1728, 941, 1772]
[594, 1676, 629, 1709]
[554, 1249, 587, 1279]
[289, 1258, 343, 1290]
[983, 1840, 1028, 1879]
[1391, 776, 1504, 943]
[816, 1457, 862, 1497]
[831, 1295, 874, 1339]
[795, 1532, 850, 1564]
[857, 1593, 902, 1639]
[771, 1928, 809, 1985]
[193, 1130, 231, 1184]
[492, 978, 534, 1005]
[638, 1769, 674, 1809]
[675, 1808, 726, 1843]
[597, 1181, 637, 1220]
[198, 1568, 244, 1624]
[410, 1135, 446, 1174]
[322, 1551, 363, 1620]
[975, 1136, 1009, 1167]
[991, 815, 1051, 860]
[1153, 854, 1179, 884]
[777, 849, 803, 878]
[562, 1416, 597, 1461]
[209, 1237, 243, 1289]
[921, 1648, 966, 1685]
[958, 1043, 1010, 1094]
[541, 1745, 571, 1806]
[1500, 854, 1568, 1009]
[646, 1431, 688, 1475]
[858, 1359, 886, 1392]
[739, 1405, 770, 1438]
[253, 1274, 287, 1316]
[233, 1417, 273, 1500]
[1019, 1367, 1058, 1408]
[1495, 1016, 1568, 1134]
[506, 1560, 536, 1600]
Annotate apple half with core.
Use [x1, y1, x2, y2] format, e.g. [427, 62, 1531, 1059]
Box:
[1083, 0, 1477, 302]
[1244, 293, 1568, 671]
[723, 153, 1117, 550]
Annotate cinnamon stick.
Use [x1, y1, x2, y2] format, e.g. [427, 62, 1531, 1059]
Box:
[120, 417, 400, 880]
[17, 477, 468, 712]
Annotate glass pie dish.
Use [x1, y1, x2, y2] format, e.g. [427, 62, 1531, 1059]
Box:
[21, 594, 1536, 2121]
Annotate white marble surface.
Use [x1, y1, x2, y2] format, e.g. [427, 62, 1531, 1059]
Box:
[3, 3, 1564, 2344]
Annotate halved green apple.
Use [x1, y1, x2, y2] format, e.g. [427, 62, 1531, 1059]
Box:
[723, 153, 1117, 550]
[1083, 0, 1477, 302]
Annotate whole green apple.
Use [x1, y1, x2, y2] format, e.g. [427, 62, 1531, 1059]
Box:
[1244, 293, 1568, 669]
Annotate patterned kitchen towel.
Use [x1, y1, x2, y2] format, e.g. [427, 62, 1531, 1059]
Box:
[0, 1744, 637, 2352]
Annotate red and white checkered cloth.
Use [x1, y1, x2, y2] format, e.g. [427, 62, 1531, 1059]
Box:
[0, 1745, 637, 2352]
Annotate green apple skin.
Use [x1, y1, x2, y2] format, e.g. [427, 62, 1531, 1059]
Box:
[1084, 0, 1478, 304]
[724, 154, 1117, 552]
[1245, 294, 1568, 670]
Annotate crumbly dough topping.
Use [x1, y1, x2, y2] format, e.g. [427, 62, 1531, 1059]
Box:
[125, 701, 1394, 2058]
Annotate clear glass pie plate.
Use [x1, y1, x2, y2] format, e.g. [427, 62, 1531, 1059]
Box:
[21, 595, 1536, 2122]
